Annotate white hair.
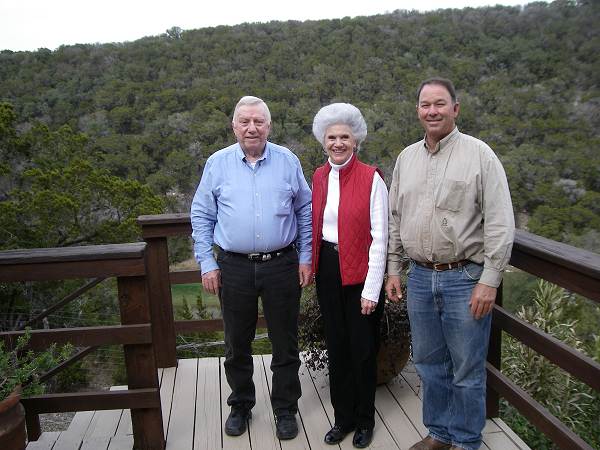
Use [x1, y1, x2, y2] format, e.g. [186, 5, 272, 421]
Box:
[233, 96, 271, 124]
[312, 103, 367, 150]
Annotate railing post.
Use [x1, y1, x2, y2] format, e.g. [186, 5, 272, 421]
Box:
[117, 275, 165, 449]
[144, 237, 177, 368]
[24, 411, 41, 441]
[486, 282, 502, 418]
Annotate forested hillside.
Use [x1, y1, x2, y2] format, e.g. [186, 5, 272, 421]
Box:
[1, 0, 599, 251]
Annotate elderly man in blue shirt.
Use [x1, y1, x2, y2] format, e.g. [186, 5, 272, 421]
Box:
[191, 96, 312, 441]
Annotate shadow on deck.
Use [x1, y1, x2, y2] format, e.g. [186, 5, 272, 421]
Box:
[27, 356, 530, 450]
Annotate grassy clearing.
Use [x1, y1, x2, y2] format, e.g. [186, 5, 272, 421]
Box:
[171, 283, 220, 318]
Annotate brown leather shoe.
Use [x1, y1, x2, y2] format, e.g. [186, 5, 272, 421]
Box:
[409, 436, 452, 450]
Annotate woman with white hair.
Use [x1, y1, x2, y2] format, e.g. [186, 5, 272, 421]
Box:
[311, 103, 388, 448]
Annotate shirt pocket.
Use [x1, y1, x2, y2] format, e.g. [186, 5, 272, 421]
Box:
[274, 187, 293, 216]
[436, 179, 466, 212]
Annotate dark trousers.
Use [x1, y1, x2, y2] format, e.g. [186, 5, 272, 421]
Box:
[315, 244, 383, 430]
[217, 249, 302, 415]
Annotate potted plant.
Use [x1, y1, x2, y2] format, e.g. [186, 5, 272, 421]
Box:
[299, 285, 410, 384]
[0, 330, 72, 449]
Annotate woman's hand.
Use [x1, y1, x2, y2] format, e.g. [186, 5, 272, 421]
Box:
[360, 298, 377, 315]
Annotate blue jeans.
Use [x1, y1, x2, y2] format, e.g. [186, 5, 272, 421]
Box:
[407, 261, 491, 450]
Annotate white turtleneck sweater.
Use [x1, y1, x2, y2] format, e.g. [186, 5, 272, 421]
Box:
[322, 155, 389, 302]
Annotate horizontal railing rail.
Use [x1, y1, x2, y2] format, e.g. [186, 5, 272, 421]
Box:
[0, 243, 165, 449]
[138, 213, 600, 450]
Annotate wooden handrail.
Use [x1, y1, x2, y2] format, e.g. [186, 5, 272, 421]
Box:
[21, 388, 161, 413]
[0, 324, 152, 350]
[487, 363, 593, 450]
[511, 230, 600, 302]
[0, 243, 147, 282]
[0, 242, 165, 448]
[492, 306, 600, 391]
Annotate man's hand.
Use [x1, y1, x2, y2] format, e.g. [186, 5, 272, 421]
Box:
[299, 263, 312, 288]
[385, 275, 403, 302]
[201, 269, 221, 295]
[469, 283, 497, 319]
[360, 298, 377, 315]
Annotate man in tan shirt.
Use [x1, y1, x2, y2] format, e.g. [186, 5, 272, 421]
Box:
[386, 77, 514, 450]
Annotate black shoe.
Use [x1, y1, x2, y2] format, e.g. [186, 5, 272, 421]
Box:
[324, 424, 354, 445]
[352, 428, 373, 448]
[224, 406, 252, 436]
[275, 413, 298, 440]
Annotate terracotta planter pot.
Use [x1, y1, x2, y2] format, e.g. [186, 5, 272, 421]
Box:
[0, 387, 26, 450]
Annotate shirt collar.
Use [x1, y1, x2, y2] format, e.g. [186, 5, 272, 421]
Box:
[423, 127, 460, 154]
[235, 142, 270, 162]
[328, 153, 355, 171]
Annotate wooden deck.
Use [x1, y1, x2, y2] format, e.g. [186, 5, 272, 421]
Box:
[27, 356, 531, 450]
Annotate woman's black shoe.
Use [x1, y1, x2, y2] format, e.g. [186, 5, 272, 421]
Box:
[324, 424, 354, 444]
[352, 428, 373, 448]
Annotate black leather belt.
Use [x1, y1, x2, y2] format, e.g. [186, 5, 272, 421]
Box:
[321, 241, 339, 251]
[413, 259, 471, 271]
[222, 244, 295, 262]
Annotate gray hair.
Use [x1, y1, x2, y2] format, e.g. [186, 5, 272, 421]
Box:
[233, 96, 271, 124]
[312, 103, 367, 149]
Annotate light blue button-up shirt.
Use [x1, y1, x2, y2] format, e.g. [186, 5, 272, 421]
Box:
[190, 141, 312, 274]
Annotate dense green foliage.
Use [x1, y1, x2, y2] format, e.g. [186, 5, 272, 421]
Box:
[1, 0, 599, 248]
[0, 329, 73, 401]
[502, 281, 600, 449]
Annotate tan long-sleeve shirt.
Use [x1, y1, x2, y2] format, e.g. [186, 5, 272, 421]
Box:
[387, 127, 515, 287]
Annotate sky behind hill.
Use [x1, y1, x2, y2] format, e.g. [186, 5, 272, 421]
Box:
[1, 0, 546, 52]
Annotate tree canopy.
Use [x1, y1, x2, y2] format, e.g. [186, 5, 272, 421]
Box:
[0, 0, 598, 249]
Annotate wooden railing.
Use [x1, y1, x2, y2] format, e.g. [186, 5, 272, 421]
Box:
[138, 213, 600, 450]
[487, 230, 600, 450]
[0, 244, 165, 449]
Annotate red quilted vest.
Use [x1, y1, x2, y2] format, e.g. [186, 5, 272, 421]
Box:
[312, 154, 382, 285]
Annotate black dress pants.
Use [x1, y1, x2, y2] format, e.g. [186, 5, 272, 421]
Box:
[315, 244, 383, 430]
[217, 249, 302, 415]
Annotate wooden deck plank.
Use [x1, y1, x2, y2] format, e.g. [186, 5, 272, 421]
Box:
[247, 355, 280, 450]
[53, 430, 88, 450]
[26, 431, 60, 449]
[386, 377, 428, 439]
[193, 357, 222, 450]
[159, 365, 177, 439]
[114, 408, 132, 436]
[84, 409, 122, 438]
[65, 410, 94, 439]
[81, 435, 111, 450]
[262, 354, 311, 449]
[220, 357, 251, 450]
[83, 386, 123, 439]
[166, 358, 197, 450]
[375, 383, 422, 448]
[296, 361, 339, 450]
[483, 431, 523, 450]
[107, 435, 134, 450]
[491, 418, 531, 450]
[303, 365, 355, 450]
[400, 364, 421, 398]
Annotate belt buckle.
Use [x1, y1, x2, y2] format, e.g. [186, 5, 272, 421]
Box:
[433, 262, 445, 271]
[248, 253, 260, 261]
